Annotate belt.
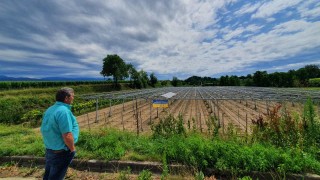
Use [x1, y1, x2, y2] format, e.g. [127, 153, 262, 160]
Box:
[47, 149, 66, 154]
[52, 149, 65, 153]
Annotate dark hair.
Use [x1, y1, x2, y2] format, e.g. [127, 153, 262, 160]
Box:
[56, 87, 74, 102]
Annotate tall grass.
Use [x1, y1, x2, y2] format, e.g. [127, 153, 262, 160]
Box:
[251, 98, 320, 152]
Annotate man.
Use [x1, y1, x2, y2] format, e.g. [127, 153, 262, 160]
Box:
[40, 87, 79, 180]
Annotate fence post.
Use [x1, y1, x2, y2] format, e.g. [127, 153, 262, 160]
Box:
[222, 113, 224, 135]
[109, 99, 112, 117]
[95, 98, 99, 123]
[121, 106, 124, 131]
[87, 113, 90, 132]
[136, 97, 139, 136]
[104, 112, 107, 126]
[150, 99, 152, 124]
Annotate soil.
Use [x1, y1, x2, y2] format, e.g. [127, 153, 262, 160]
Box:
[77, 98, 303, 135]
[0, 165, 214, 180]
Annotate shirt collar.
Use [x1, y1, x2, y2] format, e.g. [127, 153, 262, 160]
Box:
[55, 101, 71, 109]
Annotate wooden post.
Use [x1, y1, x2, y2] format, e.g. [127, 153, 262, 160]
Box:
[245, 113, 248, 136]
[121, 106, 124, 131]
[149, 100, 152, 124]
[266, 100, 269, 115]
[157, 107, 159, 118]
[95, 98, 99, 123]
[254, 100, 257, 111]
[109, 99, 112, 117]
[122, 98, 125, 111]
[136, 98, 139, 136]
[222, 113, 224, 135]
[199, 112, 202, 133]
[246, 113, 248, 143]
[104, 112, 107, 125]
[140, 111, 143, 131]
[237, 109, 240, 124]
[87, 113, 90, 131]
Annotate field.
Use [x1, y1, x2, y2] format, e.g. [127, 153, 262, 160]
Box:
[77, 87, 320, 134]
[1, 86, 320, 178]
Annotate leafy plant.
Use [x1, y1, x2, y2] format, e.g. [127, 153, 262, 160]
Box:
[194, 171, 204, 180]
[151, 114, 186, 139]
[118, 167, 131, 180]
[138, 170, 152, 180]
[21, 109, 43, 127]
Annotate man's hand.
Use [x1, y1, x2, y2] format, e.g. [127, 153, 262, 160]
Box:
[62, 132, 76, 152]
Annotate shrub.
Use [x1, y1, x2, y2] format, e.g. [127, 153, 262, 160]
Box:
[138, 170, 152, 180]
[151, 114, 186, 139]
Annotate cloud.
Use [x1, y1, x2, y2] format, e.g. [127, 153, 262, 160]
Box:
[234, 2, 262, 16]
[252, 0, 303, 19]
[0, 0, 319, 79]
[262, 60, 320, 72]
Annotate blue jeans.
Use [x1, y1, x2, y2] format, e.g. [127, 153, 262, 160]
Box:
[43, 149, 76, 180]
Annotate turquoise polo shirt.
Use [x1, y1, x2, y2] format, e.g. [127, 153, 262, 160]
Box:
[40, 101, 79, 150]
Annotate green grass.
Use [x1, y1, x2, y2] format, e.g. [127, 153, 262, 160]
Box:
[0, 124, 319, 176]
[0, 125, 44, 156]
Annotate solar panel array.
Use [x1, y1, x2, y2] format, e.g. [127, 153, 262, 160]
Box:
[80, 87, 320, 103]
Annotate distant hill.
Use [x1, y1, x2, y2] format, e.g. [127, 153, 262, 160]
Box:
[0, 75, 39, 81]
[0, 75, 105, 81]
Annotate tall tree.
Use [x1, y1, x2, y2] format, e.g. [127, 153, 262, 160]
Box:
[149, 72, 158, 87]
[172, 76, 179, 87]
[139, 70, 149, 88]
[253, 71, 270, 87]
[100, 54, 128, 86]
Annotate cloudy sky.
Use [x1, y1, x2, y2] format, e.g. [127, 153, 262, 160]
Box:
[0, 0, 319, 80]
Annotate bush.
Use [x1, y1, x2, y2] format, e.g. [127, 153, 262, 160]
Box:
[151, 114, 186, 139]
[251, 99, 320, 150]
[309, 78, 320, 87]
[138, 170, 152, 180]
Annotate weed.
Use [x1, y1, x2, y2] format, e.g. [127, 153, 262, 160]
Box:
[194, 171, 204, 180]
[138, 170, 152, 180]
[118, 167, 131, 180]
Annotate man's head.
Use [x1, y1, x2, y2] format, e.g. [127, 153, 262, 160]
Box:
[56, 87, 75, 104]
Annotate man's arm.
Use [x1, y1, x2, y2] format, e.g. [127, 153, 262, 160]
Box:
[62, 132, 76, 152]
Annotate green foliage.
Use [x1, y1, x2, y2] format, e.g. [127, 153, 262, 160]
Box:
[0, 80, 110, 90]
[149, 72, 158, 87]
[251, 99, 320, 151]
[101, 54, 129, 85]
[151, 114, 186, 139]
[219, 75, 240, 86]
[0, 84, 128, 124]
[238, 176, 252, 180]
[21, 109, 43, 127]
[129, 68, 150, 89]
[194, 171, 204, 180]
[161, 152, 169, 180]
[309, 78, 320, 87]
[182, 64, 320, 87]
[303, 98, 320, 148]
[253, 71, 270, 87]
[118, 167, 131, 180]
[138, 170, 152, 180]
[206, 115, 220, 138]
[0, 124, 44, 157]
[171, 76, 179, 87]
[160, 80, 169, 87]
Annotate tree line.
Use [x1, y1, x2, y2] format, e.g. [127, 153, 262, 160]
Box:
[180, 64, 320, 87]
[101, 54, 320, 88]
